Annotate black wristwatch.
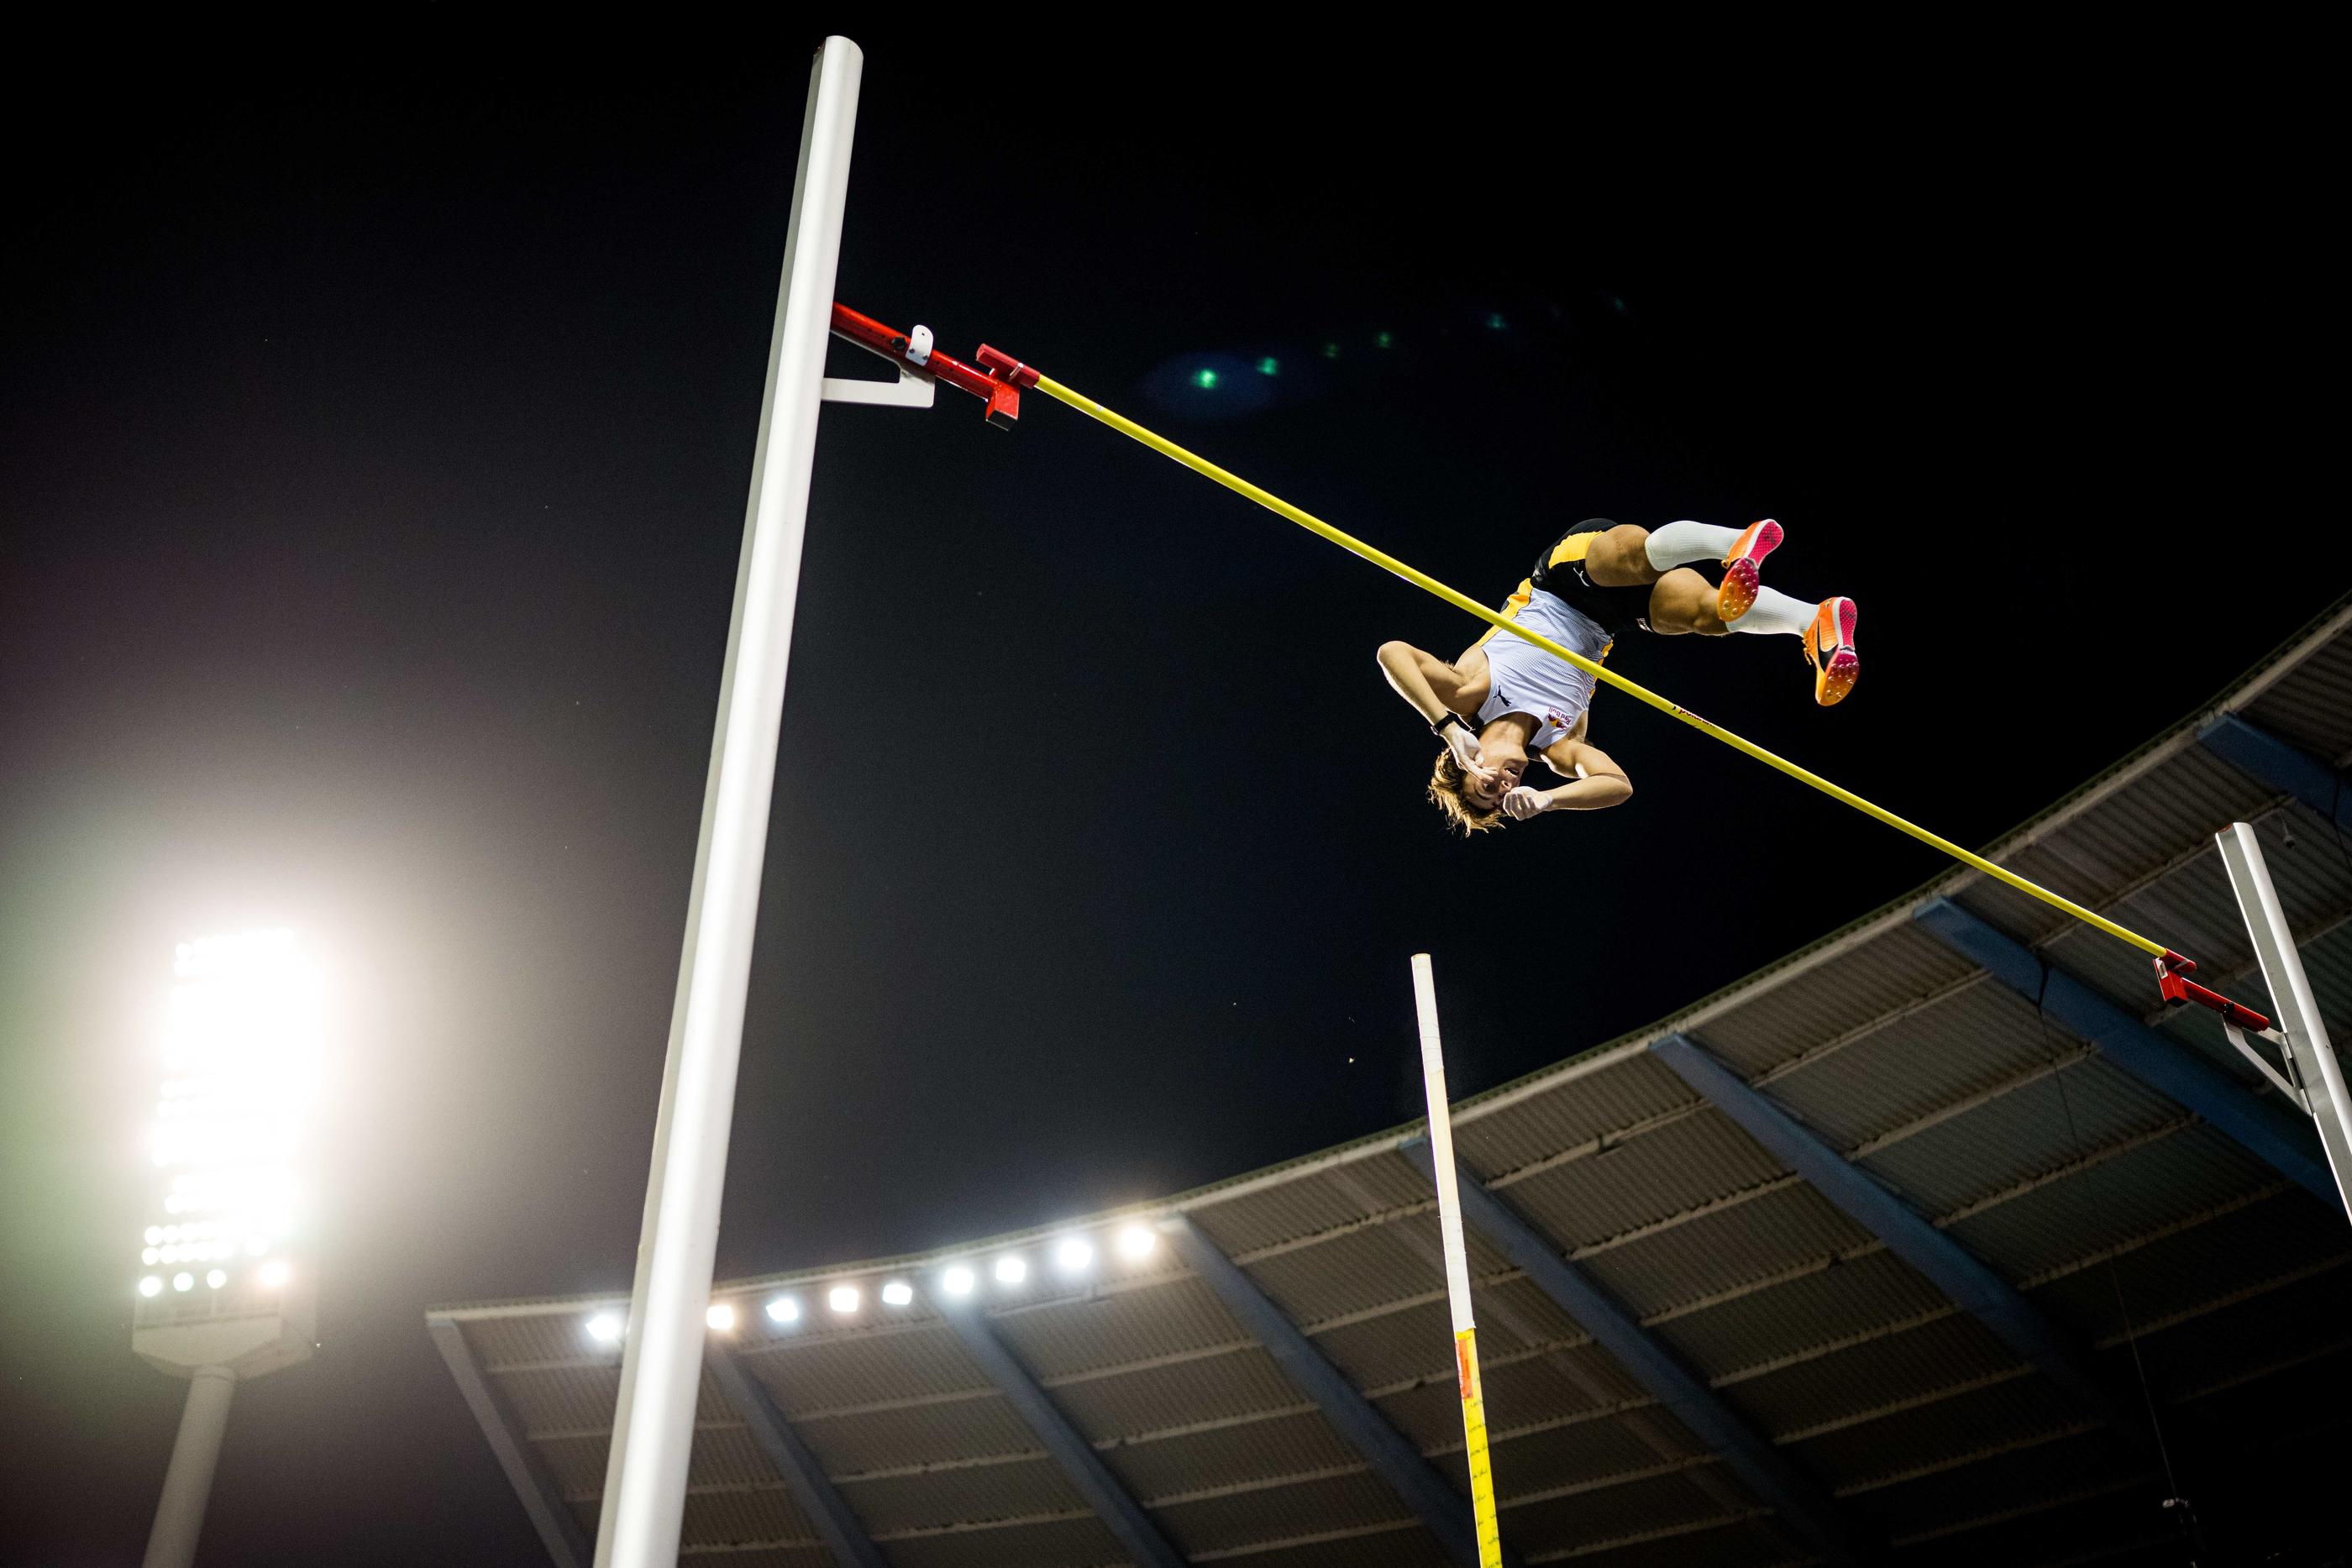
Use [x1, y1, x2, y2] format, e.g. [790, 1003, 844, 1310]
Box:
[1431, 711, 1467, 737]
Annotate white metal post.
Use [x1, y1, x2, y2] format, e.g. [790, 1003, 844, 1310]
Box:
[1410, 954, 1505, 1568]
[594, 37, 863, 1568]
[142, 1366, 237, 1568]
[2216, 822, 2352, 1225]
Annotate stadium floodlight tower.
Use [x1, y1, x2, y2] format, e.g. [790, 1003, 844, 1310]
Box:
[132, 930, 324, 1568]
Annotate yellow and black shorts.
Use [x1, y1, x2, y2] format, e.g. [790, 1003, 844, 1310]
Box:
[1525, 517, 1656, 637]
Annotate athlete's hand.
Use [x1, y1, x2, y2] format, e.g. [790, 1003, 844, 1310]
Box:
[1441, 719, 1485, 774]
[1503, 786, 1551, 821]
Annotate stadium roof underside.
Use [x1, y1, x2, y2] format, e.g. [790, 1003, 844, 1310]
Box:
[432, 594, 2352, 1568]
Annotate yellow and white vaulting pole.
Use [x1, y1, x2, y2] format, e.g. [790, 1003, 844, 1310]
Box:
[1410, 954, 1505, 1567]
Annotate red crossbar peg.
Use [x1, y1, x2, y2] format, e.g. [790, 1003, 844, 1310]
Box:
[2151, 957, 2273, 1032]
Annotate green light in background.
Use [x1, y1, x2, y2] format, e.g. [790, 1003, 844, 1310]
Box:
[1257, 356, 1278, 377]
[1193, 368, 1219, 390]
[1486, 312, 1507, 330]
[1374, 330, 1394, 349]
[1321, 342, 1341, 359]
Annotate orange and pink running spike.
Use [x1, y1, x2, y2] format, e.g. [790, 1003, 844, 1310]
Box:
[1808, 596, 1861, 706]
[1716, 519, 1783, 624]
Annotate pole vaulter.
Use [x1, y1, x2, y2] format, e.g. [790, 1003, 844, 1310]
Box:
[826, 303, 2271, 1031]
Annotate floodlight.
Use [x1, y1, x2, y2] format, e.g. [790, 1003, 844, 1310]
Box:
[586, 1312, 623, 1344]
[941, 1265, 976, 1297]
[706, 1303, 737, 1332]
[828, 1285, 860, 1314]
[1054, 1236, 1094, 1273]
[1116, 1223, 1158, 1261]
[993, 1255, 1026, 1286]
[134, 928, 325, 1568]
[765, 1296, 801, 1324]
[880, 1282, 913, 1307]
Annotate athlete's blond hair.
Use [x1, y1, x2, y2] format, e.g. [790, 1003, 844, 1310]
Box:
[1428, 750, 1507, 836]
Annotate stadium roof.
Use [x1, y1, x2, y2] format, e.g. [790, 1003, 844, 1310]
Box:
[432, 594, 2352, 1568]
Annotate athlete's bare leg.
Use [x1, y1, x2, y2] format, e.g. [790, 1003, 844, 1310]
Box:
[1578, 528, 1736, 637]
[1646, 568, 1731, 637]
[1578, 525, 1666, 589]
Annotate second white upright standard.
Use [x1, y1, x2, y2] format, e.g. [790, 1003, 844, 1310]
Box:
[1410, 954, 1506, 1568]
[596, 38, 864, 1568]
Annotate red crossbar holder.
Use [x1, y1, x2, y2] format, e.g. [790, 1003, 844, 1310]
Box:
[830, 303, 1027, 427]
[2153, 951, 2273, 1031]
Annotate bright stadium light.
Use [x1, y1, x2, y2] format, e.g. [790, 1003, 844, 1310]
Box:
[941, 1265, 976, 1298]
[1053, 1236, 1094, 1274]
[706, 1302, 737, 1333]
[132, 929, 325, 1568]
[993, 1255, 1026, 1287]
[1116, 1222, 1158, 1261]
[828, 1285, 860, 1315]
[880, 1281, 913, 1308]
[587, 1312, 624, 1344]
[764, 1296, 801, 1324]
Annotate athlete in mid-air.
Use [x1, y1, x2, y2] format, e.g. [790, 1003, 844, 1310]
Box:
[1377, 518, 1859, 833]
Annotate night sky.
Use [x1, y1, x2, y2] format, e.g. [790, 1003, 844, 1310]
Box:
[1, 22, 2326, 1565]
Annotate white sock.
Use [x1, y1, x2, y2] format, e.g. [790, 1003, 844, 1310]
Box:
[1733, 586, 1815, 637]
[1643, 520, 1741, 571]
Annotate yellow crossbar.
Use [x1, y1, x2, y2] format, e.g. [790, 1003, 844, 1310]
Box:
[1032, 373, 2170, 962]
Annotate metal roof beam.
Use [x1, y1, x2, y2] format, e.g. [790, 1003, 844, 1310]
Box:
[1163, 1214, 1520, 1568]
[705, 1350, 886, 1568]
[1649, 1033, 2133, 1439]
[1399, 1141, 1865, 1567]
[427, 1315, 592, 1568]
[1912, 896, 2338, 1204]
[2199, 713, 2351, 828]
[934, 1303, 1187, 1568]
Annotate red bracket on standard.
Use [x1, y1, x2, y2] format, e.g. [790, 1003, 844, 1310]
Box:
[830, 303, 1026, 427]
[2153, 951, 2274, 1032]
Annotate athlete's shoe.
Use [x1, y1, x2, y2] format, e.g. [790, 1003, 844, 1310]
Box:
[1805, 596, 1861, 706]
[1716, 519, 1784, 624]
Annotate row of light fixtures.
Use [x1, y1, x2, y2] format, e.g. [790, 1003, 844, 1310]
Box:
[138, 1259, 292, 1298]
[583, 1222, 1162, 1345]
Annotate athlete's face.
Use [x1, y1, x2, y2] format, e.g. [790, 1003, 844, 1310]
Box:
[1462, 755, 1525, 810]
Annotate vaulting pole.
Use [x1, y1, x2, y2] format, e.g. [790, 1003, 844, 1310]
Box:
[596, 37, 862, 1568]
[1410, 954, 1505, 1568]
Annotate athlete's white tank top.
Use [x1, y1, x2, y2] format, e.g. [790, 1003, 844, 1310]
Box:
[1477, 586, 1610, 750]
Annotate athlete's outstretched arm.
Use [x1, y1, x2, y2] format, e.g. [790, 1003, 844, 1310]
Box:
[1378, 641, 1489, 774]
[1504, 724, 1632, 820]
[1375, 641, 1473, 728]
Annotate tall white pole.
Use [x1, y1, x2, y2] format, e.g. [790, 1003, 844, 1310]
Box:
[595, 38, 863, 1568]
[2217, 822, 2352, 1225]
[1410, 955, 1505, 1568]
[142, 1366, 237, 1568]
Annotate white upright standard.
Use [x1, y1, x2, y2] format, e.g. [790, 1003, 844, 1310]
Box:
[2214, 821, 2352, 1225]
[134, 931, 324, 1568]
[1410, 954, 1506, 1567]
[594, 36, 864, 1568]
